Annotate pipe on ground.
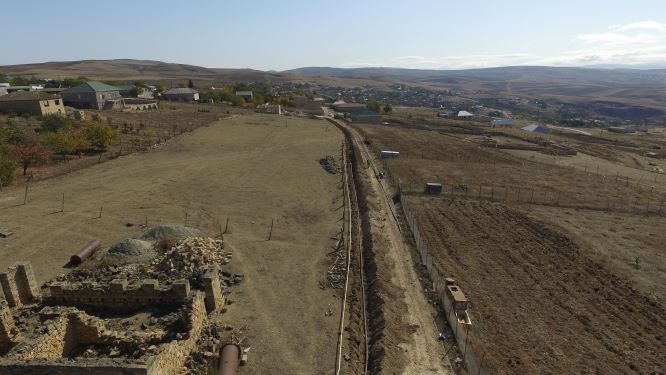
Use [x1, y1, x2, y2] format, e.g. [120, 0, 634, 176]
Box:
[218, 344, 241, 375]
[70, 240, 101, 265]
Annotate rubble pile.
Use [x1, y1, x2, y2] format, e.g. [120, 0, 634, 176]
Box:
[150, 237, 231, 280]
[325, 238, 346, 289]
[319, 155, 342, 174]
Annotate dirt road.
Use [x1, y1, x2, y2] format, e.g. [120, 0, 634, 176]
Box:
[0, 115, 343, 374]
[344, 122, 452, 374]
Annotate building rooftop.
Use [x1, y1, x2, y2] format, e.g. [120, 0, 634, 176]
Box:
[164, 88, 198, 95]
[62, 81, 120, 93]
[0, 91, 61, 102]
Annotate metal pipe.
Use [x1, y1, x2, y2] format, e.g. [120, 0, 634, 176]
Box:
[218, 344, 240, 375]
[70, 240, 101, 265]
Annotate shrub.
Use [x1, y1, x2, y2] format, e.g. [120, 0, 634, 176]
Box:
[41, 114, 77, 133]
[0, 157, 18, 186]
[84, 124, 118, 150]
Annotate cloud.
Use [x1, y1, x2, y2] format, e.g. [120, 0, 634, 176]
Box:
[612, 20, 666, 32]
[341, 21, 666, 69]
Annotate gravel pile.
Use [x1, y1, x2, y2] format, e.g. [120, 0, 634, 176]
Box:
[103, 239, 157, 264]
[139, 224, 200, 241]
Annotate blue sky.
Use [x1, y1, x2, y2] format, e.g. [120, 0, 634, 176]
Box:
[3, 0, 666, 70]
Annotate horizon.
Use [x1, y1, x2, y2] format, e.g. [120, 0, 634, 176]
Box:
[3, 0, 666, 70]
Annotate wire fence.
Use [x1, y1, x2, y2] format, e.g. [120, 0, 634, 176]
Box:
[398, 180, 495, 375]
[383, 162, 665, 216]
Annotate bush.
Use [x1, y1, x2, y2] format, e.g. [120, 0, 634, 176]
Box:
[0, 157, 18, 186]
[84, 124, 118, 150]
[41, 114, 77, 133]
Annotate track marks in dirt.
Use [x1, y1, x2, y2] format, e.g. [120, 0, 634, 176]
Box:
[414, 198, 666, 374]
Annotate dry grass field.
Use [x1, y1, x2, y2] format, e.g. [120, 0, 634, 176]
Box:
[357, 121, 666, 374]
[0, 114, 343, 374]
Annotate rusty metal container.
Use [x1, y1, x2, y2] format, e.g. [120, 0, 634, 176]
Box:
[218, 343, 241, 375]
[70, 240, 101, 265]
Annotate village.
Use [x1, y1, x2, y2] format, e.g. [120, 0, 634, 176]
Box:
[0, 63, 665, 373]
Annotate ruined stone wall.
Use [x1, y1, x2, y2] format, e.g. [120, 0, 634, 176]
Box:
[43, 279, 191, 311]
[11, 316, 71, 362]
[146, 293, 207, 375]
[0, 263, 40, 308]
[0, 362, 147, 375]
[202, 267, 224, 313]
[0, 301, 20, 354]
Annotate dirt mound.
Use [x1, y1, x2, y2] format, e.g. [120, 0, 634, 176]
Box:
[103, 239, 156, 264]
[139, 224, 200, 242]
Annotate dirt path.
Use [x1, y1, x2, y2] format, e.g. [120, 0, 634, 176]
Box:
[345, 122, 452, 374]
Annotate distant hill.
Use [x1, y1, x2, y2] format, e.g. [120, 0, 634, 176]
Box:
[285, 66, 666, 111]
[0, 59, 283, 83]
[2, 60, 664, 115]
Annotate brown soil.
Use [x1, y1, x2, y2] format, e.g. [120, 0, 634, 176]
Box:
[409, 197, 666, 374]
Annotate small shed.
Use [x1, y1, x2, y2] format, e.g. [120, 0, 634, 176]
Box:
[380, 151, 400, 159]
[446, 285, 469, 312]
[425, 183, 442, 194]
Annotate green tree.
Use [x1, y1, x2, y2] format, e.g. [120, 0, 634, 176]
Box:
[383, 104, 393, 113]
[0, 157, 18, 186]
[0, 70, 8, 83]
[130, 86, 142, 97]
[41, 114, 77, 133]
[0, 125, 26, 145]
[188, 79, 194, 88]
[9, 139, 51, 175]
[84, 124, 118, 150]
[366, 100, 380, 113]
[178, 82, 187, 88]
[10, 77, 29, 86]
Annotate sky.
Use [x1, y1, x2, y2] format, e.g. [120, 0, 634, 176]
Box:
[2, 0, 666, 70]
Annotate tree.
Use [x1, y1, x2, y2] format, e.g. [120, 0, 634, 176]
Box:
[188, 79, 194, 88]
[41, 132, 91, 159]
[366, 100, 380, 113]
[84, 124, 118, 151]
[0, 70, 7, 83]
[9, 139, 51, 175]
[0, 157, 18, 186]
[178, 82, 187, 88]
[10, 77, 29, 86]
[41, 114, 77, 133]
[130, 86, 142, 97]
[383, 104, 393, 113]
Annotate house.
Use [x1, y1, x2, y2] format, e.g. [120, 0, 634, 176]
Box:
[60, 82, 123, 110]
[0, 91, 65, 115]
[350, 108, 382, 123]
[521, 124, 549, 133]
[235, 91, 253, 101]
[457, 110, 473, 118]
[162, 88, 199, 102]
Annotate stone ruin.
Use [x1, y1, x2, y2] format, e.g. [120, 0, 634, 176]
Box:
[0, 262, 226, 375]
